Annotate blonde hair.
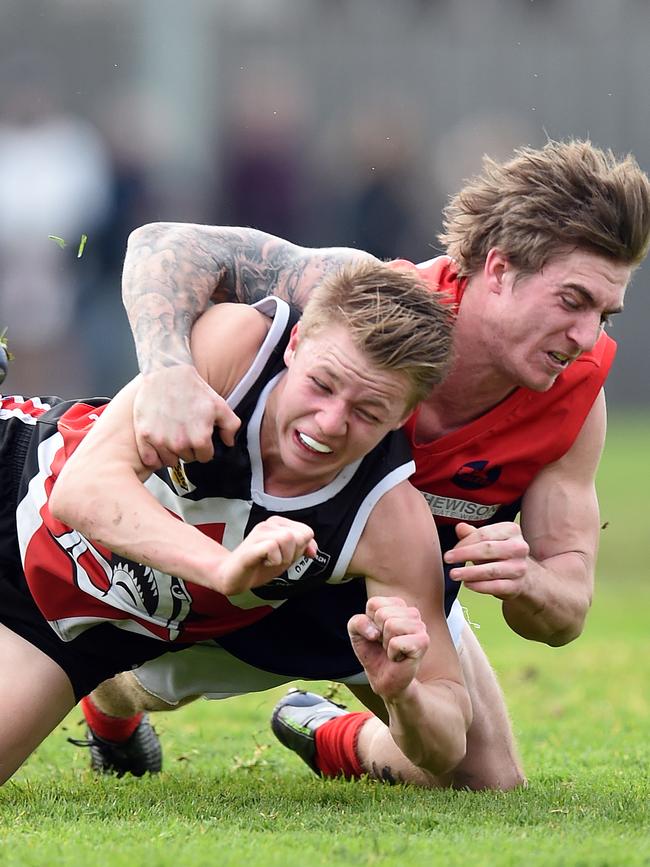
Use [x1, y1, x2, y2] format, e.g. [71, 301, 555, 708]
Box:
[440, 139, 650, 278]
[299, 260, 453, 408]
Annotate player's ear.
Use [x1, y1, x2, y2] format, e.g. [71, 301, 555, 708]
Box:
[484, 247, 511, 294]
[283, 322, 301, 366]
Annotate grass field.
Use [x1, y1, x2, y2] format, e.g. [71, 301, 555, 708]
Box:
[0, 413, 648, 866]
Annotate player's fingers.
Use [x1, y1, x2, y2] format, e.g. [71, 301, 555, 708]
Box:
[135, 436, 164, 469]
[348, 613, 382, 643]
[445, 537, 529, 565]
[449, 558, 527, 584]
[140, 427, 199, 469]
[462, 577, 521, 599]
[139, 436, 183, 470]
[245, 537, 289, 569]
[215, 409, 242, 448]
[261, 542, 283, 568]
[455, 521, 521, 545]
[365, 596, 408, 619]
[265, 517, 316, 550]
[379, 613, 427, 644]
[188, 435, 215, 463]
[262, 526, 315, 566]
[454, 521, 476, 541]
[174, 446, 199, 464]
[368, 602, 422, 635]
[386, 631, 429, 662]
[263, 515, 310, 531]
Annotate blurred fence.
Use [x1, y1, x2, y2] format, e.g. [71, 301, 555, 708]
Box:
[1, 0, 648, 404]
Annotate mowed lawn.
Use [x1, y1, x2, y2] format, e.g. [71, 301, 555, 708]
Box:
[1, 413, 648, 867]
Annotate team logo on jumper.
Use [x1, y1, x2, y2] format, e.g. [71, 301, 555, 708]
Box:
[452, 460, 502, 490]
[253, 548, 331, 600]
[54, 529, 192, 640]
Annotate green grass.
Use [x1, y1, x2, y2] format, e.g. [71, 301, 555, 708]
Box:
[1, 413, 648, 866]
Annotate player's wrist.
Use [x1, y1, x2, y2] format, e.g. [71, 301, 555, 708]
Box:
[138, 354, 196, 376]
[380, 677, 421, 708]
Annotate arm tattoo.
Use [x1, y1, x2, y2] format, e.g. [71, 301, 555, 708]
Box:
[122, 222, 375, 374]
[226, 235, 373, 309]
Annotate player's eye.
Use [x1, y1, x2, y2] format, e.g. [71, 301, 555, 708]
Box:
[310, 377, 331, 393]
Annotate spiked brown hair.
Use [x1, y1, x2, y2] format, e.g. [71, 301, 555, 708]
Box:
[440, 139, 650, 278]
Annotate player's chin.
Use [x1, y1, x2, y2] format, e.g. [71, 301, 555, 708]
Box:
[518, 369, 559, 393]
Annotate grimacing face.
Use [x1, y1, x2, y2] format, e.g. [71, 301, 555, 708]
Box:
[261, 323, 412, 492]
[485, 249, 629, 392]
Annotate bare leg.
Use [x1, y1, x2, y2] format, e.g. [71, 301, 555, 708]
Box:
[447, 625, 525, 790]
[352, 624, 525, 790]
[0, 623, 76, 784]
[91, 627, 525, 790]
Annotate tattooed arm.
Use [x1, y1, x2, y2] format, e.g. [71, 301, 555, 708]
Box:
[121, 222, 376, 468]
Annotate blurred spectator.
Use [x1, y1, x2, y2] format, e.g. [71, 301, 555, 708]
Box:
[76, 89, 162, 396]
[430, 112, 538, 199]
[0, 58, 113, 396]
[317, 103, 434, 261]
[209, 65, 312, 243]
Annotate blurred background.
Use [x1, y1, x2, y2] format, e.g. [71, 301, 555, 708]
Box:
[1, 0, 649, 405]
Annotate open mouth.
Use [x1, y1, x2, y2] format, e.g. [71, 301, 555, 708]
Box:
[547, 350, 572, 368]
[296, 431, 333, 454]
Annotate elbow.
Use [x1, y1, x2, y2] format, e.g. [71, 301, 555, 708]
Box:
[436, 734, 468, 778]
[49, 474, 104, 540]
[545, 593, 592, 647]
[48, 476, 80, 527]
[418, 730, 467, 779]
[545, 617, 586, 647]
[418, 690, 471, 777]
[126, 222, 172, 252]
[440, 696, 472, 775]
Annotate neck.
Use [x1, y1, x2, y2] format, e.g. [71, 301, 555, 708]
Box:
[417, 373, 515, 440]
[415, 310, 517, 440]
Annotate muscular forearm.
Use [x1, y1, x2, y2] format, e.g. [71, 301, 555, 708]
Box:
[49, 462, 229, 592]
[122, 223, 232, 373]
[121, 222, 376, 375]
[383, 679, 470, 776]
[501, 552, 593, 645]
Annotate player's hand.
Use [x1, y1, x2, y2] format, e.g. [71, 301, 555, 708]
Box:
[443, 521, 531, 600]
[348, 596, 430, 702]
[217, 516, 318, 595]
[133, 366, 241, 468]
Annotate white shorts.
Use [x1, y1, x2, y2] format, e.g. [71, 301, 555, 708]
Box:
[133, 599, 468, 705]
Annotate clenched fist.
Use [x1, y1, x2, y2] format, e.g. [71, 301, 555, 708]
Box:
[348, 596, 430, 701]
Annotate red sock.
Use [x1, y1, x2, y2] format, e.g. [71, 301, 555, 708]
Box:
[80, 695, 143, 743]
[314, 711, 373, 779]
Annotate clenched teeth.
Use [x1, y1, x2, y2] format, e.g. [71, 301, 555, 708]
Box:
[298, 432, 333, 453]
[549, 351, 570, 364]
